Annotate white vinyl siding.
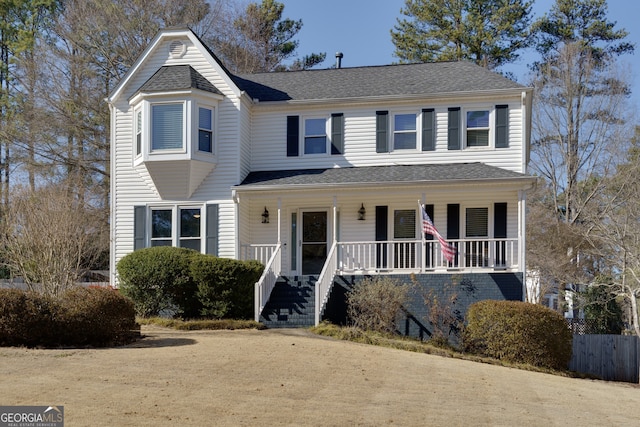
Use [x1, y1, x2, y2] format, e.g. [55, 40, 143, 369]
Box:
[250, 99, 526, 174]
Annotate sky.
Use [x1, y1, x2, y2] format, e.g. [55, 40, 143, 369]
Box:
[278, 0, 640, 101]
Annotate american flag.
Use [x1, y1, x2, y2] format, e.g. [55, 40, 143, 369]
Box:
[421, 204, 456, 263]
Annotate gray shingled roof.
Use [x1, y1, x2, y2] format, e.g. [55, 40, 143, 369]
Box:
[236, 163, 533, 190]
[134, 65, 222, 97]
[233, 61, 525, 102]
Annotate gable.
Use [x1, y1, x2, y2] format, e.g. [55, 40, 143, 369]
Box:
[108, 27, 241, 105]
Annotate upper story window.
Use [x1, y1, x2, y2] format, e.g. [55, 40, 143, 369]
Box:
[135, 109, 142, 156]
[287, 114, 344, 157]
[151, 103, 184, 151]
[448, 105, 510, 150]
[198, 107, 213, 153]
[393, 113, 417, 150]
[466, 110, 490, 147]
[304, 118, 327, 154]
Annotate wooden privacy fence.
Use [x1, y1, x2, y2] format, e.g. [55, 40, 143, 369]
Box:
[569, 335, 639, 383]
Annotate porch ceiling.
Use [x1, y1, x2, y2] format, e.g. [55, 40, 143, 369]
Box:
[234, 163, 535, 192]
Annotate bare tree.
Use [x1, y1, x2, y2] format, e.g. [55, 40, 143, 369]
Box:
[585, 138, 640, 336]
[0, 186, 108, 296]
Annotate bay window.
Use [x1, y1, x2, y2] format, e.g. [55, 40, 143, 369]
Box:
[151, 103, 184, 151]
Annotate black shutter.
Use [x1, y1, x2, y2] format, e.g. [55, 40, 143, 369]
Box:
[286, 116, 299, 157]
[422, 109, 435, 151]
[495, 105, 509, 148]
[134, 206, 146, 250]
[448, 107, 460, 150]
[375, 206, 388, 268]
[447, 204, 460, 239]
[494, 203, 507, 238]
[494, 202, 508, 267]
[331, 113, 344, 155]
[376, 111, 388, 153]
[206, 204, 219, 256]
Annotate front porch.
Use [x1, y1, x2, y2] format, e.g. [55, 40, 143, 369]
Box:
[242, 237, 521, 326]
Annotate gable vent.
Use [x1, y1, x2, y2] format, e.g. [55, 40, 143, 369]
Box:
[168, 40, 186, 59]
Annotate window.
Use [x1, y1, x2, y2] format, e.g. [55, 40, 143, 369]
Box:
[465, 207, 488, 237]
[149, 207, 202, 250]
[151, 209, 172, 246]
[198, 107, 213, 153]
[151, 103, 183, 150]
[393, 113, 416, 150]
[394, 209, 416, 239]
[179, 208, 201, 250]
[304, 118, 327, 154]
[466, 110, 490, 147]
[135, 109, 142, 156]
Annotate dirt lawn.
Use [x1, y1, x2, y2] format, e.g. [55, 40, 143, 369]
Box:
[0, 326, 638, 426]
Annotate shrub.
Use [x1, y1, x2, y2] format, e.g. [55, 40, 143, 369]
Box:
[0, 288, 138, 348]
[463, 300, 572, 370]
[56, 287, 138, 346]
[191, 255, 263, 319]
[0, 289, 55, 347]
[117, 246, 200, 317]
[347, 277, 408, 334]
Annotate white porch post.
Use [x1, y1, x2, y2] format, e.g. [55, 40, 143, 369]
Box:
[420, 194, 426, 273]
[518, 189, 526, 300]
[332, 196, 337, 243]
[277, 198, 282, 244]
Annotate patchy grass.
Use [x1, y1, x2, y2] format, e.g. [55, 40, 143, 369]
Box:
[310, 322, 591, 379]
[137, 317, 266, 331]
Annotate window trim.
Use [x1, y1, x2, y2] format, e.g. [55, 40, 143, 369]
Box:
[303, 116, 329, 155]
[392, 112, 418, 151]
[150, 101, 186, 153]
[134, 108, 142, 157]
[147, 204, 205, 251]
[197, 105, 214, 154]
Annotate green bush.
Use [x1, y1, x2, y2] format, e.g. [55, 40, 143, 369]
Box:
[347, 277, 408, 334]
[463, 300, 572, 370]
[117, 246, 200, 318]
[0, 287, 138, 348]
[191, 255, 263, 319]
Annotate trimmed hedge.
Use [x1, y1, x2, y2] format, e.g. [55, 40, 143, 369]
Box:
[0, 288, 138, 348]
[192, 256, 263, 319]
[117, 246, 201, 318]
[117, 247, 264, 319]
[463, 300, 572, 370]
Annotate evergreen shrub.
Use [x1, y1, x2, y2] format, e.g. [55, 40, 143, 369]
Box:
[0, 287, 138, 348]
[191, 255, 263, 319]
[463, 300, 572, 370]
[117, 246, 200, 317]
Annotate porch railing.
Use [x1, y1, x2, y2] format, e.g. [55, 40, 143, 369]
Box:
[337, 238, 518, 273]
[240, 244, 277, 266]
[315, 241, 338, 326]
[253, 243, 282, 322]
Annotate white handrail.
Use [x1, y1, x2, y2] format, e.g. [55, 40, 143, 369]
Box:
[254, 243, 282, 322]
[315, 241, 338, 326]
[337, 238, 518, 273]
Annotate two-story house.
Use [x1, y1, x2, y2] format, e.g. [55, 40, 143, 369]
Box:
[108, 27, 535, 331]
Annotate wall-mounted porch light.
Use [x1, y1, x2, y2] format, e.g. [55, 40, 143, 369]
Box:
[261, 207, 270, 224]
[358, 203, 366, 221]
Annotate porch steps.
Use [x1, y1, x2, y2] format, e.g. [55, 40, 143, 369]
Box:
[259, 276, 316, 328]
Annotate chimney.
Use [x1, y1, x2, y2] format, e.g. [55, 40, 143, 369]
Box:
[335, 52, 343, 69]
